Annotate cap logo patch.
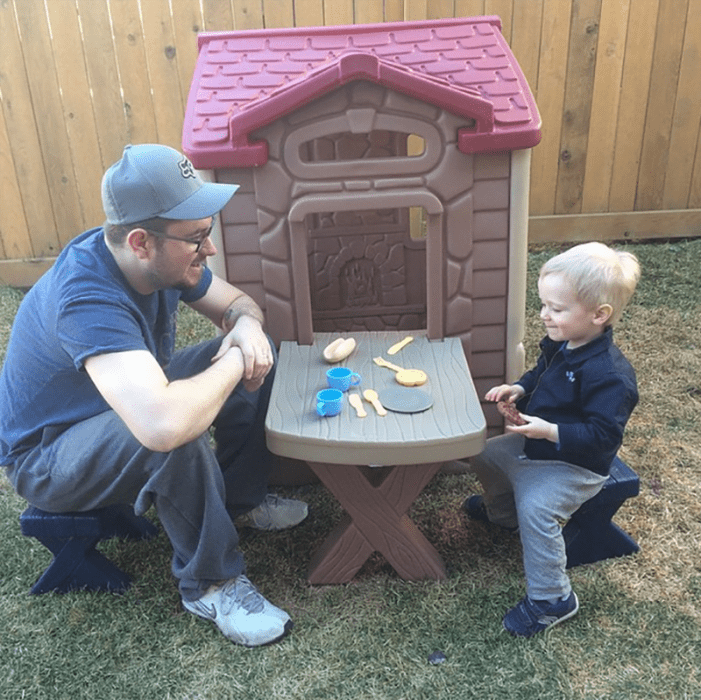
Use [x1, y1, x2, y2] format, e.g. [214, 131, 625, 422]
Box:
[178, 157, 197, 179]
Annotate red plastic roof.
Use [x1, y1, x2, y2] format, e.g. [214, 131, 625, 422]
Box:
[183, 17, 541, 168]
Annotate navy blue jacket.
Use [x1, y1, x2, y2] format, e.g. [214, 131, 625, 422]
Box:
[515, 327, 638, 476]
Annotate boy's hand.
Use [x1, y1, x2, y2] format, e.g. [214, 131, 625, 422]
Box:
[507, 415, 559, 443]
[484, 383, 525, 403]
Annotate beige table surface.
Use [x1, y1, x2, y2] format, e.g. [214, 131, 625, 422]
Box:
[266, 330, 486, 466]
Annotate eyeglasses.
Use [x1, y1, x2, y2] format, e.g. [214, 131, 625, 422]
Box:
[146, 224, 213, 253]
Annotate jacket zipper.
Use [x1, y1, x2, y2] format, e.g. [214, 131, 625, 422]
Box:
[523, 343, 565, 414]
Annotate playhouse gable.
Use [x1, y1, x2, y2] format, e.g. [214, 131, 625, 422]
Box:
[183, 17, 541, 169]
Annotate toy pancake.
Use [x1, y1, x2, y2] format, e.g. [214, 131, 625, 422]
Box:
[497, 401, 527, 426]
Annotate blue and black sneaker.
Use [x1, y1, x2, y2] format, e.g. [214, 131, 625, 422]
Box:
[462, 495, 518, 533]
[503, 592, 579, 638]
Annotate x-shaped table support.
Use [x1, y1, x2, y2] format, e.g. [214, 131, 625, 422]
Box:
[306, 461, 446, 584]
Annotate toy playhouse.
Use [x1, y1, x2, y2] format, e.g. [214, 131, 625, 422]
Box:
[17, 20, 638, 589]
[182, 16, 541, 434]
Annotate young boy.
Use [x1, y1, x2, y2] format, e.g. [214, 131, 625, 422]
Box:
[464, 242, 640, 637]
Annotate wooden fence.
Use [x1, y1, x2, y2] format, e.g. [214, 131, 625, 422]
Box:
[1, 0, 700, 286]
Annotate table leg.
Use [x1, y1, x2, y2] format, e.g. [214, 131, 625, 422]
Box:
[306, 462, 446, 584]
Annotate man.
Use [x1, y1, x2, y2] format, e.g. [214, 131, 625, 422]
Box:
[0, 144, 307, 647]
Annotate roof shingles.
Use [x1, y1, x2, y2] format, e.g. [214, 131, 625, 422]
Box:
[183, 16, 541, 168]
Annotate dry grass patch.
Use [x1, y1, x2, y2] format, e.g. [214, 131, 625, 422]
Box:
[607, 307, 701, 612]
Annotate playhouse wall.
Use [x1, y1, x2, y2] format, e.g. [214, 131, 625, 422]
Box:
[211, 86, 527, 433]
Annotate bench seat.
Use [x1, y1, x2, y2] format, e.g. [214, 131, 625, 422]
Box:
[564, 456, 640, 568]
[20, 504, 158, 595]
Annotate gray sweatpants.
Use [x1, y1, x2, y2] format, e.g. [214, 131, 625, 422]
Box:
[6, 336, 275, 602]
[469, 432, 607, 601]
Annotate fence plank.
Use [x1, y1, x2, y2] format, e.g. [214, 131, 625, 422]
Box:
[455, 0, 486, 17]
[354, 0, 384, 23]
[554, 0, 602, 215]
[530, 0, 573, 216]
[485, 0, 513, 40]
[170, 0, 205, 102]
[635, 0, 688, 211]
[264, 0, 295, 28]
[233, 1, 264, 30]
[580, 0, 630, 212]
[15, 2, 82, 255]
[45, 0, 105, 230]
[510, 0, 543, 102]
[139, 0, 187, 149]
[404, 0, 428, 21]
[428, 0, 456, 22]
[0, 259, 54, 288]
[76, 0, 130, 169]
[0, 1, 54, 259]
[662, 0, 701, 209]
[0, 106, 30, 260]
[323, 0, 353, 25]
[296, 0, 325, 26]
[691, 143, 701, 208]
[529, 209, 701, 243]
[108, 0, 159, 149]
[201, 0, 235, 30]
[14, 1, 87, 247]
[608, 0, 659, 212]
[384, 0, 404, 21]
[511, 1, 543, 220]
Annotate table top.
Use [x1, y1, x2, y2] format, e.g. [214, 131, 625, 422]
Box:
[265, 331, 486, 466]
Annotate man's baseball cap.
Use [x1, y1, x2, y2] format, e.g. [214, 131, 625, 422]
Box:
[102, 144, 239, 225]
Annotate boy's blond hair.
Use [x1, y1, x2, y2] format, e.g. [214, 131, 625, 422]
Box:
[539, 242, 640, 325]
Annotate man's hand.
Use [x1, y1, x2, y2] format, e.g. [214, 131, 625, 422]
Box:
[187, 275, 272, 391]
[212, 315, 272, 391]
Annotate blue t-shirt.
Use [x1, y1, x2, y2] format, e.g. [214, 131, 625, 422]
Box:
[0, 228, 212, 462]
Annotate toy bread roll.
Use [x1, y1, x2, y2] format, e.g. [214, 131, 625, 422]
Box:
[322, 337, 356, 363]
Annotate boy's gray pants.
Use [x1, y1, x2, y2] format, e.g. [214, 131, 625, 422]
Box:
[469, 432, 607, 601]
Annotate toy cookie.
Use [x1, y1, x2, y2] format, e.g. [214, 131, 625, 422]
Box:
[497, 401, 527, 426]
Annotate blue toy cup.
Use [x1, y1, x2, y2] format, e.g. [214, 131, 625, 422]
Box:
[326, 367, 361, 392]
[316, 388, 344, 417]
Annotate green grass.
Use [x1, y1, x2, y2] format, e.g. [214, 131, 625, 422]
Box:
[2, 239, 701, 699]
[527, 238, 701, 317]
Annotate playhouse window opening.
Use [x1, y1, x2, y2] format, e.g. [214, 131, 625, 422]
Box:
[300, 130, 426, 162]
[408, 206, 427, 241]
[306, 205, 428, 334]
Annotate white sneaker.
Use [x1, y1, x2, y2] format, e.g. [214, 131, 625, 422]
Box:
[236, 494, 308, 531]
[183, 575, 292, 647]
